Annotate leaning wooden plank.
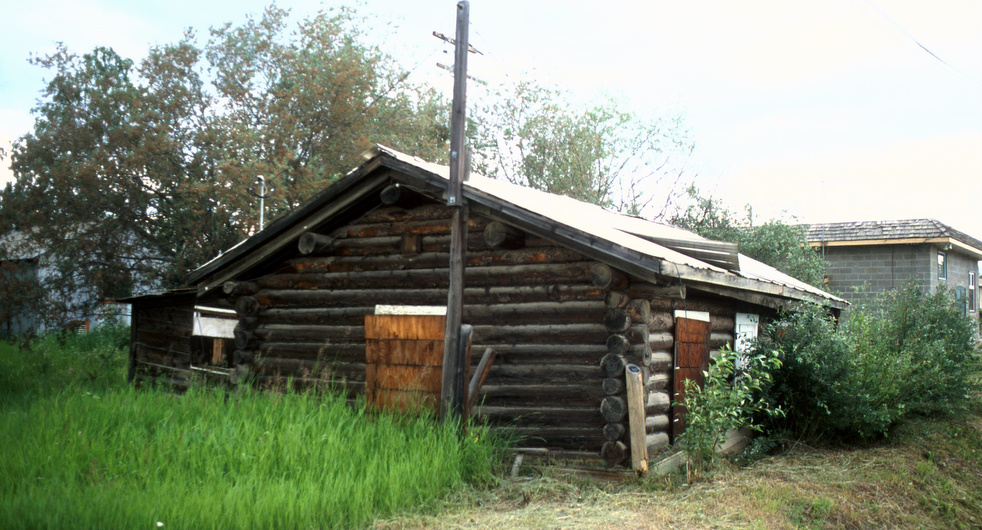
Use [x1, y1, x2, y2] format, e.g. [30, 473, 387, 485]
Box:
[625, 363, 649, 474]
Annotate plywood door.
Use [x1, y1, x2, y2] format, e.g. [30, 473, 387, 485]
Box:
[364, 314, 446, 413]
[672, 316, 711, 442]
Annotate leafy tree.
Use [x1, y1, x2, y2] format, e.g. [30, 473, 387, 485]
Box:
[471, 80, 693, 218]
[1, 5, 449, 330]
[670, 186, 828, 287]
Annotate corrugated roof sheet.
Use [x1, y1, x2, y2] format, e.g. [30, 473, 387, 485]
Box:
[377, 146, 840, 305]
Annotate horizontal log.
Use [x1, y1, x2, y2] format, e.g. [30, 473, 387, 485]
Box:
[471, 343, 605, 364]
[233, 327, 256, 350]
[646, 391, 670, 414]
[488, 364, 601, 384]
[650, 312, 674, 332]
[601, 395, 628, 423]
[285, 247, 587, 274]
[606, 334, 630, 355]
[646, 372, 670, 392]
[625, 284, 686, 301]
[645, 414, 670, 433]
[647, 350, 673, 372]
[472, 323, 608, 344]
[711, 315, 736, 331]
[235, 296, 261, 316]
[298, 232, 336, 255]
[603, 422, 626, 441]
[605, 291, 630, 309]
[600, 353, 626, 377]
[646, 432, 670, 453]
[254, 323, 365, 342]
[379, 183, 402, 205]
[233, 349, 254, 365]
[601, 440, 628, 466]
[648, 332, 674, 351]
[484, 221, 525, 249]
[257, 285, 604, 309]
[602, 377, 625, 395]
[256, 262, 595, 291]
[477, 384, 604, 408]
[256, 342, 365, 362]
[590, 263, 628, 290]
[358, 203, 451, 224]
[603, 308, 631, 333]
[254, 358, 366, 380]
[260, 306, 375, 325]
[497, 426, 607, 450]
[710, 332, 734, 348]
[474, 406, 602, 427]
[222, 281, 257, 296]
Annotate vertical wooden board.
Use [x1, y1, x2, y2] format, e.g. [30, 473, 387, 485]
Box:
[365, 314, 447, 340]
[374, 389, 440, 413]
[366, 339, 444, 366]
[373, 364, 443, 393]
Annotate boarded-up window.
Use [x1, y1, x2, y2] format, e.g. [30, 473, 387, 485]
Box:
[672, 315, 711, 442]
[364, 311, 446, 413]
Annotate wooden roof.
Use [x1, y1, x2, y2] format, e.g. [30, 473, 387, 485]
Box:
[807, 219, 982, 260]
[189, 146, 846, 310]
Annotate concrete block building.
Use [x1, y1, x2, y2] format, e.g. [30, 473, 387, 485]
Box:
[806, 219, 982, 322]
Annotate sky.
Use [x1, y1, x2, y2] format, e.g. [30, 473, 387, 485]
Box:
[1, 0, 980, 238]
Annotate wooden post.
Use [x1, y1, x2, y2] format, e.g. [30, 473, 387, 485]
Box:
[625, 363, 649, 474]
[441, 0, 471, 420]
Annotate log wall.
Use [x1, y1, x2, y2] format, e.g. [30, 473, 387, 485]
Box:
[129, 295, 196, 387]
[216, 195, 772, 462]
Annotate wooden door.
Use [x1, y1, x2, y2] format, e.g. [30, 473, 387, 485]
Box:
[672, 316, 711, 442]
[364, 314, 446, 413]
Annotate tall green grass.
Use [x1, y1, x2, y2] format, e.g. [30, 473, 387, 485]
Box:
[0, 328, 503, 529]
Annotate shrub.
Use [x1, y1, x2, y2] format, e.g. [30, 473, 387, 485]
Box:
[677, 345, 782, 470]
[758, 283, 981, 442]
[848, 283, 980, 418]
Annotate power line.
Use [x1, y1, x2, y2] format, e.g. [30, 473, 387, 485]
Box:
[862, 0, 982, 90]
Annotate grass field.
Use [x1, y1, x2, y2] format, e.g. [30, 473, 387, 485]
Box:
[3, 327, 979, 529]
[0, 328, 500, 529]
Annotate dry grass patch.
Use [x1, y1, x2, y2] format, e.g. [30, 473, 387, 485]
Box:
[378, 410, 982, 529]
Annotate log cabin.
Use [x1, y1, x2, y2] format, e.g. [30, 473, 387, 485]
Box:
[125, 145, 846, 468]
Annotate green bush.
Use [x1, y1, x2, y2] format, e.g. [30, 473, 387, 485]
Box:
[757, 283, 981, 442]
[848, 284, 980, 418]
[677, 345, 783, 470]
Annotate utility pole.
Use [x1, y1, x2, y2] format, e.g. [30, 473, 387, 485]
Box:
[440, 0, 470, 420]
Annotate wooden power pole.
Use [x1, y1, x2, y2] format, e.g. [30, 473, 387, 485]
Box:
[440, 0, 470, 420]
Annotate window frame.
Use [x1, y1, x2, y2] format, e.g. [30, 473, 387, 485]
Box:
[937, 251, 947, 281]
[970, 271, 977, 313]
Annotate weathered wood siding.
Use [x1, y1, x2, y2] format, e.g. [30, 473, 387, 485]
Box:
[129, 294, 195, 387]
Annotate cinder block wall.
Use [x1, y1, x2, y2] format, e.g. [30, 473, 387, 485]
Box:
[819, 243, 931, 308]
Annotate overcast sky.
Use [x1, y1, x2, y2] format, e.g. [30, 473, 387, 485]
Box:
[2, 0, 980, 237]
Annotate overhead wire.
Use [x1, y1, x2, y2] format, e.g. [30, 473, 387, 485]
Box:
[861, 0, 982, 90]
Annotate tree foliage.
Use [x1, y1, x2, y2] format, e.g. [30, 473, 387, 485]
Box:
[0, 5, 448, 329]
[471, 80, 693, 218]
[670, 186, 828, 287]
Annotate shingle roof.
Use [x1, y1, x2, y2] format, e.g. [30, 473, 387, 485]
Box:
[806, 219, 982, 257]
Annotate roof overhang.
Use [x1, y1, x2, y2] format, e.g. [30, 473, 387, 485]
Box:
[188, 146, 846, 310]
[808, 237, 982, 260]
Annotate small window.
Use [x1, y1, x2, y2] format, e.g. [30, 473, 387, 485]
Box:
[970, 272, 977, 313]
[937, 251, 947, 280]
